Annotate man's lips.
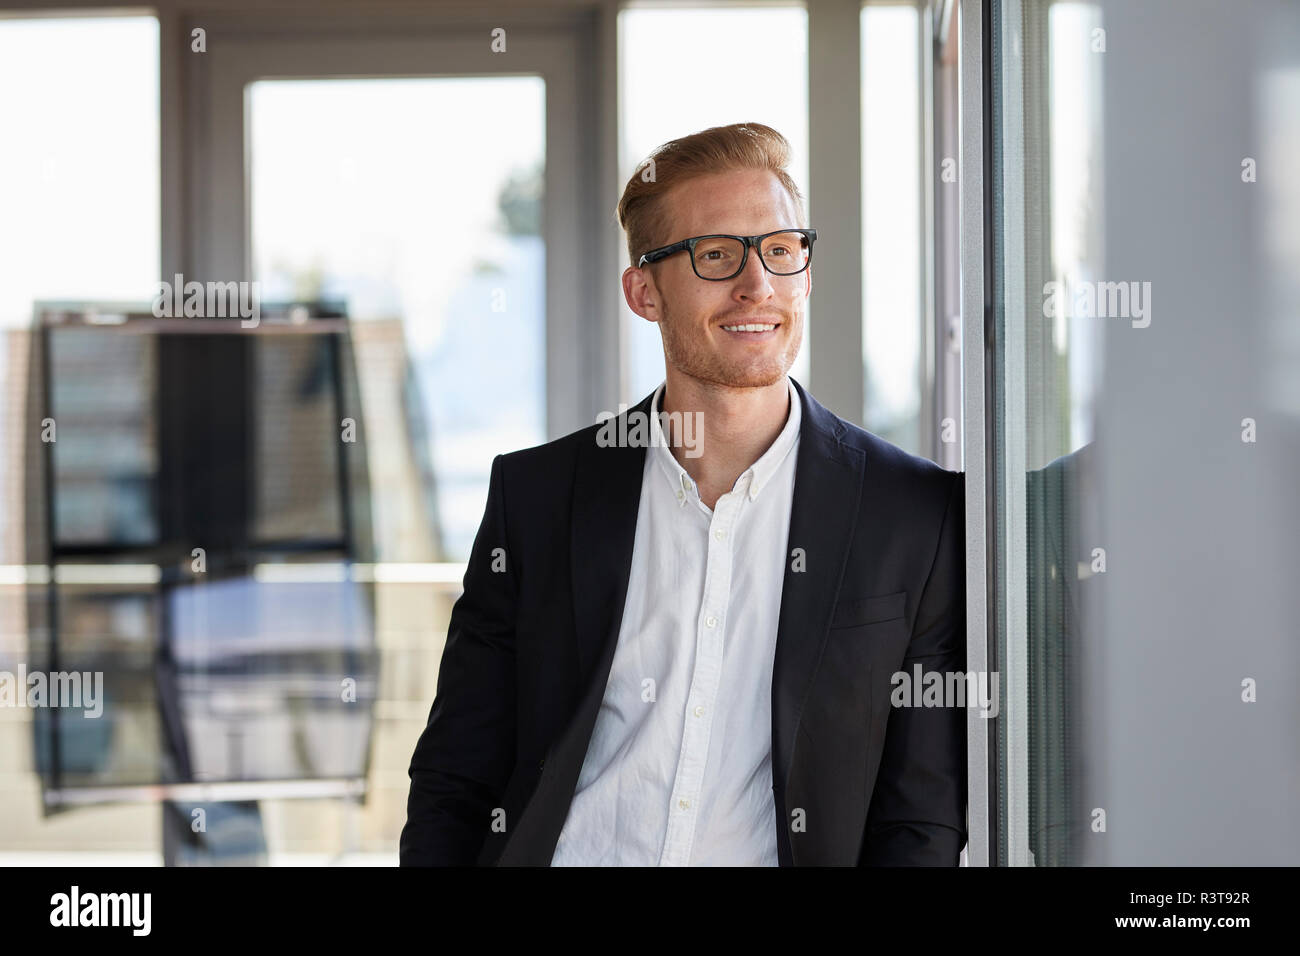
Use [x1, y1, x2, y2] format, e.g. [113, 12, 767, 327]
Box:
[718, 318, 783, 338]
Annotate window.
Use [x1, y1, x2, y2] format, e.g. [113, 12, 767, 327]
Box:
[0, 15, 159, 327]
[619, 5, 811, 402]
[249, 77, 547, 562]
[862, 1, 924, 454]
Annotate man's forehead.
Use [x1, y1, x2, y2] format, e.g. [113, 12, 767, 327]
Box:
[662, 169, 799, 236]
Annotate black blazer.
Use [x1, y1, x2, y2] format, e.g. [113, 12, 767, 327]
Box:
[400, 376, 967, 866]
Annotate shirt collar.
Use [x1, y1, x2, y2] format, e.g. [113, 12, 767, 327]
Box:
[649, 376, 802, 507]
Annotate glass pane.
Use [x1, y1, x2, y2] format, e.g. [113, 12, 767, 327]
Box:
[253, 337, 345, 543]
[991, 0, 1300, 866]
[249, 77, 547, 562]
[619, 6, 811, 401]
[169, 574, 374, 781]
[35, 587, 163, 787]
[0, 15, 159, 862]
[862, 2, 922, 455]
[48, 328, 159, 546]
[991, 0, 1107, 869]
[0, 16, 159, 328]
[32, 322, 379, 796]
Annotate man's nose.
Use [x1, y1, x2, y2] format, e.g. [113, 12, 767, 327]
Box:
[733, 245, 775, 298]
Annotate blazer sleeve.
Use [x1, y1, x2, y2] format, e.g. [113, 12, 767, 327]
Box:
[400, 453, 520, 866]
[860, 470, 968, 865]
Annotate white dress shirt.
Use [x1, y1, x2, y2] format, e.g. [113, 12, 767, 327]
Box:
[550, 375, 802, 866]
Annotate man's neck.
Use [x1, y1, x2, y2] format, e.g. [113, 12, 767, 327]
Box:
[660, 372, 791, 509]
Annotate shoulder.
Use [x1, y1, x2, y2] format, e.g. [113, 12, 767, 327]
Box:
[491, 410, 625, 496]
[844, 421, 959, 487]
[494, 389, 657, 479]
[796, 380, 962, 510]
[493, 428, 581, 489]
[847, 424, 961, 518]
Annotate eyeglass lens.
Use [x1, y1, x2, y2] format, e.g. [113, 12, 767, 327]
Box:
[691, 232, 811, 279]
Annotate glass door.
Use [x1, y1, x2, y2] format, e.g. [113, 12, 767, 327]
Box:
[982, 0, 1300, 866]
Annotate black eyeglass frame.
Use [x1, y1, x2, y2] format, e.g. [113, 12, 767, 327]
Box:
[636, 227, 818, 281]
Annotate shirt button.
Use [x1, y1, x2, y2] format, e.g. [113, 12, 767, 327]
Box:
[677, 490, 684, 500]
[694, 705, 705, 717]
[705, 616, 717, 628]
[714, 529, 726, 540]
[679, 799, 690, 810]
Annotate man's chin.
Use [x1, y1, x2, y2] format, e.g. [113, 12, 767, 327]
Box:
[693, 364, 788, 390]
[731, 371, 786, 389]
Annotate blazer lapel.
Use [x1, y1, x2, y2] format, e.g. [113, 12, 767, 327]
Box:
[771, 377, 867, 865]
[570, 392, 653, 687]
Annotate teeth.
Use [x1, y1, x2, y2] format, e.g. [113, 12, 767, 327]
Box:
[721, 324, 776, 332]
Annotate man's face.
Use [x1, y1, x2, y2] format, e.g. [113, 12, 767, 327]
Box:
[623, 168, 811, 390]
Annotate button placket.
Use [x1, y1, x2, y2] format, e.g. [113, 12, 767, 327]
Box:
[660, 486, 744, 865]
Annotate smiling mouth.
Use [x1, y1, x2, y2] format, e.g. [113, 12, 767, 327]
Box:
[719, 322, 780, 333]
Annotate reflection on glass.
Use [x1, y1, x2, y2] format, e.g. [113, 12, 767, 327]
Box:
[34, 588, 160, 786]
[1022, 1, 1105, 867]
[169, 575, 375, 782]
[992, 0, 1105, 866]
[990, 0, 1294, 866]
[34, 320, 379, 798]
[49, 329, 158, 545]
[254, 336, 344, 543]
[1048, 2, 1104, 454]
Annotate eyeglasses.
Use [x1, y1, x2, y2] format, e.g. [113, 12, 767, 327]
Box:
[636, 228, 817, 281]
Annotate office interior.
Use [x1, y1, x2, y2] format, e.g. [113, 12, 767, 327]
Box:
[0, 0, 1295, 865]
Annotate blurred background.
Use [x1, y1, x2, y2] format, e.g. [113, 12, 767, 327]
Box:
[0, 0, 1295, 865]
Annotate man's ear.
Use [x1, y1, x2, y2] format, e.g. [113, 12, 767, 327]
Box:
[622, 265, 661, 322]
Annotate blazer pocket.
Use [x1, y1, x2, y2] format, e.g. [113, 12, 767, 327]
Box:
[829, 589, 907, 629]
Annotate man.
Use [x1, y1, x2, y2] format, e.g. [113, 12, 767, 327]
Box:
[401, 122, 966, 866]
